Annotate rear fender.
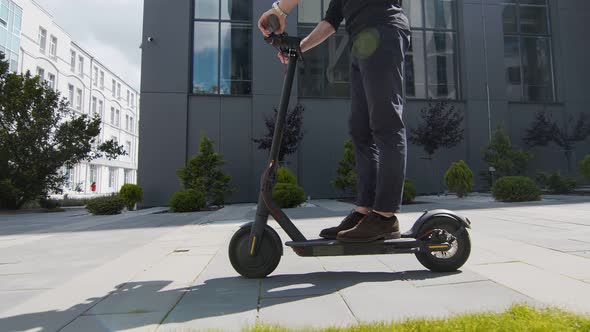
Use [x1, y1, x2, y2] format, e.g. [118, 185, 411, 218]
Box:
[402, 209, 471, 239]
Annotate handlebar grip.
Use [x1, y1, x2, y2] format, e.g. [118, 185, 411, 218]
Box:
[269, 14, 280, 32]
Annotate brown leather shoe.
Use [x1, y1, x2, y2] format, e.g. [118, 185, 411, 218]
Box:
[320, 210, 367, 240]
[337, 212, 401, 243]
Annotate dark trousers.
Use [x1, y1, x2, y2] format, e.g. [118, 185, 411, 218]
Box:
[349, 25, 410, 213]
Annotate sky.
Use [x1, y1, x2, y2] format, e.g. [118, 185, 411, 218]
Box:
[34, 0, 143, 90]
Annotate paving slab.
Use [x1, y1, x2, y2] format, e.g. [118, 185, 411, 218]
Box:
[470, 261, 590, 313]
[61, 312, 164, 332]
[1, 196, 590, 331]
[258, 293, 357, 329]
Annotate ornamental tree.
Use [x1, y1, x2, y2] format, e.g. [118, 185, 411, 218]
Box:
[253, 104, 305, 163]
[409, 100, 464, 160]
[0, 53, 124, 209]
[523, 111, 590, 172]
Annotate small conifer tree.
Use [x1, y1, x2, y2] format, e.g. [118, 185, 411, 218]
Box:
[177, 134, 235, 206]
[331, 139, 357, 194]
[445, 160, 474, 198]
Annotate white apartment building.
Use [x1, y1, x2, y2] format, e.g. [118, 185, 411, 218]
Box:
[0, 0, 140, 196]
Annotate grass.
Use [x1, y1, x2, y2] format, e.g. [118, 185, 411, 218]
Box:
[243, 305, 590, 332]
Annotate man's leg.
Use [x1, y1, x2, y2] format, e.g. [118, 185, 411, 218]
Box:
[318, 56, 374, 239]
[349, 56, 376, 214]
[337, 26, 410, 242]
[361, 26, 409, 215]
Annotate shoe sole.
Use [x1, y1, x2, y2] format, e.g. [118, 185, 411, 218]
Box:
[337, 231, 402, 243]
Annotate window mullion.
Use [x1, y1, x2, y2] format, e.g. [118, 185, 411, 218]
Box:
[422, 0, 428, 98]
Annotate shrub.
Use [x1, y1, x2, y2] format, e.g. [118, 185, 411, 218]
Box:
[119, 184, 144, 210]
[169, 189, 206, 213]
[277, 167, 297, 185]
[444, 160, 473, 198]
[86, 195, 125, 215]
[482, 125, 532, 186]
[59, 198, 88, 207]
[403, 179, 417, 204]
[331, 139, 357, 194]
[536, 172, 577, 194]
[39, 197, 61, 209]
[492, 176, 542, 202]
[273, 183, 306, 209]
[581, 155, 590, 181]
[177, 135, 234, 206]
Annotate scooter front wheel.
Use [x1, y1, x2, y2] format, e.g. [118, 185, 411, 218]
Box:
[415, 219, 471, 272]
[229, 224, 282, 278]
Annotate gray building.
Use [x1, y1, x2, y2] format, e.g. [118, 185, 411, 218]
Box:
[139, 0, 590, 207]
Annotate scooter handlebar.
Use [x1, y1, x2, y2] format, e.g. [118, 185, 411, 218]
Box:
[264, 14, 304, 61]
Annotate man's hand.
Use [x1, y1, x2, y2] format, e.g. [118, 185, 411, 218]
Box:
[258, 8, 287, 36]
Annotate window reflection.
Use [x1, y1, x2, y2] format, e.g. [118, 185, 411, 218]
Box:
[297, 0, 458, 99]
[193, 0, 252, 95]
[502, 0, 554, 102]
[193, 22, 219, 94]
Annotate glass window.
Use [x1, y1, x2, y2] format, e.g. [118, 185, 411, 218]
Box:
[112, 79, 116, 97]
[78, 56, 84, 76]
[298, 0, 351, 97]
[193, 0, 252, 95]
[108, 167, 117, 188]
[49, 35, 57, 58]
[70, 50, 76, 72]
[47, 73, 55, 89]
[115, 109, 120, 127]
[110, 107, 115, 124]
[406, 0, 458, 99]
[93, 66, 98, 86]
[100, 71, 105, 89]
[502, 0, 554, 102]
[89, 165, 97, 183]
[76, 88, 82, 111]
[92, 97, 97, 115]
[425, 31, 457, 99]
[68, 84, 74, 103]
[38, 27, 46, 53]
[36, 66, 44, 80]
[98, 100, 104, 118]
[297, 0, 458, 99]
[130, 117, 134, 133]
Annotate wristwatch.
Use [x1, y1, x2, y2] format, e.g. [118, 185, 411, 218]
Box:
[272, 1, 288, 18]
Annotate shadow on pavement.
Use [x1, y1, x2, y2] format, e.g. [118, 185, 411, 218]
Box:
[0, 270, 459, 331]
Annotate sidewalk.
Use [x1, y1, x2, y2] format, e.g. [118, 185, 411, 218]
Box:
[1, 195, 590, 331]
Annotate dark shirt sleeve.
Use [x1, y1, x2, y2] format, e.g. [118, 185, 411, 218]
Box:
[323, 0, 344, 31]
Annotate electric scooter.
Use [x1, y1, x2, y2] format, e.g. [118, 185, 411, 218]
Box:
[229, 16, 471, 278]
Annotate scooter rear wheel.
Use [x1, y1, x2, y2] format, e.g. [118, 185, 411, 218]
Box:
[229, 224, 282, 278]
[415, 219, 471, 272]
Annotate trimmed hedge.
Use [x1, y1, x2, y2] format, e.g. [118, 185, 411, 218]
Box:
[581, 155, 590, 181]
[170, 189, 206, 212]
[273, 183, 306, 209]
[536, 172, 577, 194]
[445, 160, 473, 198]
[403, 179, 417, 204]
[86, 195, 125, 215]
[39, 197, 61, 209]
[277, 167, 297, 185]
[492, 176, 542, 202]
[119, 184, 144, 210]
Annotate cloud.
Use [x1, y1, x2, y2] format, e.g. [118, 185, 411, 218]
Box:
[33, 0, 143, 90]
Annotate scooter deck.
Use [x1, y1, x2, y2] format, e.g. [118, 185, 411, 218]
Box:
[285, 238, 434, 257]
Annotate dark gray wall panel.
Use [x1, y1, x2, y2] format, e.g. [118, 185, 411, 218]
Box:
[138, 93, 187, 207]
[187, 97, 221, 157]
[141, 0, 191, 93]
[220, 98, 254, 202]
[297, 99, 351, 199]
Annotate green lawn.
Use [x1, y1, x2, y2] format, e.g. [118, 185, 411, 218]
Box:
[245, 305, 590, 332]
